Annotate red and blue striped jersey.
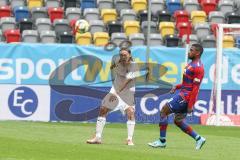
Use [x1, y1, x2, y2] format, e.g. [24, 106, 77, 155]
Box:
[176, 60, 204, 109]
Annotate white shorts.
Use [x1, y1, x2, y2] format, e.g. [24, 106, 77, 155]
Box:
[102, 87, 135, 114]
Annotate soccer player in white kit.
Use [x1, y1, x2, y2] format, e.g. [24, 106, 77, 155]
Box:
[86, 48, 138, 146]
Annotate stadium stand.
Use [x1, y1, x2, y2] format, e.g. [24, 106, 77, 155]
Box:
[0, 0, 238, 47]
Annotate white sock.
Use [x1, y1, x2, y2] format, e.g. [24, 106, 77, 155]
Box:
[127, 120, 135, 140]
[96, 117, 106, 139]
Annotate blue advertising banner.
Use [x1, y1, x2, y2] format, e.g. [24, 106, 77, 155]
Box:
[0, 44, 240, 123]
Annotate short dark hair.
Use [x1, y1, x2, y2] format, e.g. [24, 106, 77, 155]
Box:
[192, 43, 204, 56]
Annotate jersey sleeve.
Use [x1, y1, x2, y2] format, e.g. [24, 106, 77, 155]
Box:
[188, 66, 204, 109]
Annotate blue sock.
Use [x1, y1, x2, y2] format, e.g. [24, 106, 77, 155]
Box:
[175, 120, 199, 140]
[159, 116, 168, 141]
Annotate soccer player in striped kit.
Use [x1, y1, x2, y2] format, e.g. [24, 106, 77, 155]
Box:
[148, 43, 206, 150]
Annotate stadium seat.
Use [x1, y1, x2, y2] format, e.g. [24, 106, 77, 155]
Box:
[236, 36, 240, 48]
[166, 0, 182, 14]
[0, 17, 16, 32]
[223, 35, 235, 48]
[107, 20, 122, 36]
[194, 23, 210, 40]
[174, 10, 189, 26]
[40, 30, 56, 43]
[22, 29, 39, 43]
[101, 9, 117, 24]
[218, 0, 234, 15]
[138, 10, 154, 25]
[0, 6, 11, 18]
[111, 32, 127, 46]
[36, 18, 52, 32]
[66, 7, 81, 21]
[225, 12, 240, 24]
[157, 10, 172, 23]
[27, 0, 43, 9]
[0, 0, 8, 6]
[58, 31, 74, 43]
[31, 7, 48, 22]
[13, 6, 30, 22]
[19, 18, 33, 33]
[209, 11, 225, 24]
[191, 11, 207, 25]
[98, 0, 113, 10]
[81, 0, 96, 10]
[200, 0, 217, 15]
[93, 32, 109, 46]
[123, 20, 140, 36]
[201, 34, 216, 48]
[63, 0, 77, 9]
[129, 33, 145, 46]
[141, 21, 157, 35]
[53, 19, 71, 36]
[4, 29, 20, 43]
[149, 33, 163, 46]
[44, 0, 61, 8]
[89, 20, 105, 34]
[182, 34, 199, 46]
[164, 34, 180, 47]
[120, 9, 137, 22]
[177, 22, 192, 38]
[131, 0, 147, 13]
[10, 0, 25, 8]
[83, 8, 99, 21]
[114, 0, 130, 13]
[159, 22, 175, 37]
[151, 0, 164, 16]
[183, 0, 199, 14]
[48, 7, 64, 23]
[75, 32, 92, 45]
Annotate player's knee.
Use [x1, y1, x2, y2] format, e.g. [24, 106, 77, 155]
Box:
[99, 106, 109, 117]
[174, 118, 181, 126]
[126, 107, 135, 120]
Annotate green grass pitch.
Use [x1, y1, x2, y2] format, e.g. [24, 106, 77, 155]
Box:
[0, 121, 239, 160]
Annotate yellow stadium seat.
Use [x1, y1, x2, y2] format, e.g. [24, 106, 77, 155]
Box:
[159, 22, 175, 37]
[93, 32, 109, 46]
[101, 9, 117, 24]
[75, 32, 92, 45]
[27, 0, 43, 9]
[223, 35, 235, 48]
[191, 11, 207, 25]
[124, 20, 140, 36]
[131, 0, 147, 13]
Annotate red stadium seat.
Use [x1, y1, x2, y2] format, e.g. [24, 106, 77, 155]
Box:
[48, 7, 64, 23]
[198, 0, 219, 4]
[177, 22, 192, 38]
[0, 6, 11, 18]
[201, 0, 217, 15]
[174, 10, 189, 26]
[69, 19, 77, 35]
[4, 29, 20, 43]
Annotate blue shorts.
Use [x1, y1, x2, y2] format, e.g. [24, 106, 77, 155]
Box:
[167, 94, 188, 114]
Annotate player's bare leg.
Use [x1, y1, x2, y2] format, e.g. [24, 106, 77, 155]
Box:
[148, 104, 171, 148]
[86, 106, 110, 144]
[125, 106, 135, 146]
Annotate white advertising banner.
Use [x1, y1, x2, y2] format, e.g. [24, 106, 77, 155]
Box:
[0, 85, 50, 121]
